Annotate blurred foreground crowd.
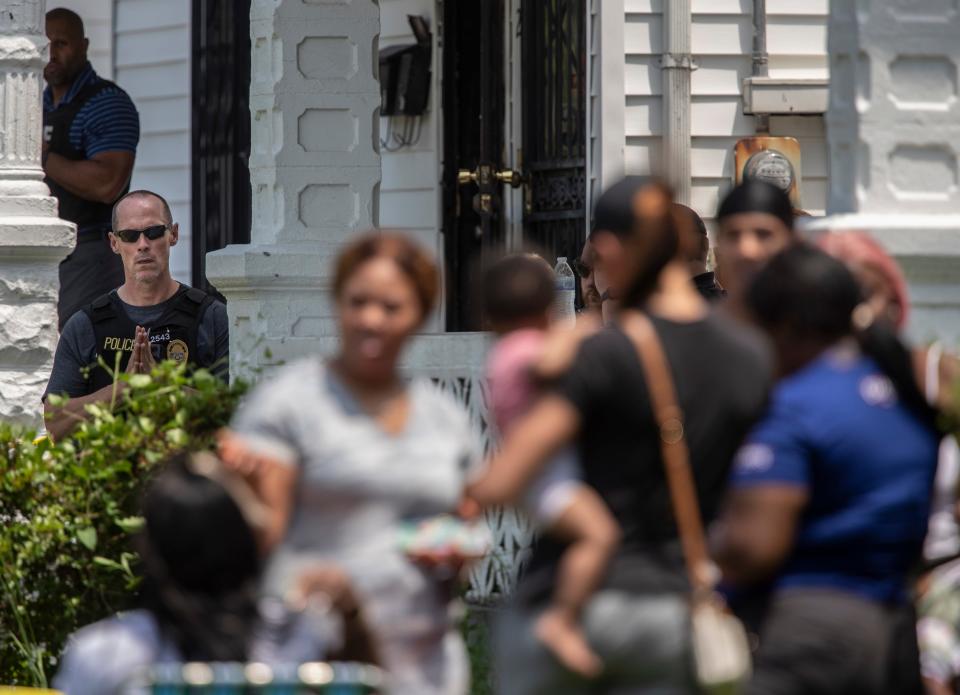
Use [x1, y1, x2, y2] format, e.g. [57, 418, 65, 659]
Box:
[50, 177, 960, 695]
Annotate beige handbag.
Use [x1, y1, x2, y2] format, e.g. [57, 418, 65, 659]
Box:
[624, 312, 751, 694]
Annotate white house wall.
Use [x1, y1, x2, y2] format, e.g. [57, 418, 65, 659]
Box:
[114, 0, 192, 284]
[621, 0, 829, 223]
[378, 0, 443, 332]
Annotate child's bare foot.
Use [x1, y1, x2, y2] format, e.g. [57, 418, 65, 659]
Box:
[535, 608, 603, 678]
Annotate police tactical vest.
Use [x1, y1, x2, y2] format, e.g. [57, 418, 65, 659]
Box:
[83, 286, 214, 392]
[43, 79, 130, 231]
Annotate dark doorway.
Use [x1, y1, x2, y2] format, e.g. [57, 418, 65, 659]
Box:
[191, 0, 252, 294]
[440, 0, 506, 331]
[441, 0, 587, 330]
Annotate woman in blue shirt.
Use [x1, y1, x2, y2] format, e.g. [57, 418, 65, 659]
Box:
[716, 244, 941, 695]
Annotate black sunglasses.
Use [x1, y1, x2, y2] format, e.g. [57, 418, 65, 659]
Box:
[113, 224, 168, 243]
[571, 258, 593, 278]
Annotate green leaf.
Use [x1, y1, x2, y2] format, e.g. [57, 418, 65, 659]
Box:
[92, 556, 122, 571]
[76, 527, 97, 551]
[69, 464, 89, 481]
[143, 450, 163, 464]
[119, 552, 136, 577]
[83, 403, 107, 419]
[165, 428, 187, 446]
[114, 516, 144, 534]
[137, 416, 155, 434]
[191, 369, 213, 383]
[128, 374, 151, 389]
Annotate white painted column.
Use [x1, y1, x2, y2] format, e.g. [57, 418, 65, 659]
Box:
[206, 0, 380, 379]
[0, 0, 76, 427]
[594, 0, 626, 195]
[661, 0, 693, 205]
[809, 2, 960, 344]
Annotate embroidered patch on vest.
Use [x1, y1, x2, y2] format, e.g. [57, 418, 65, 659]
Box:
[103, 336, 135, 352]
[166, 339, 189, 364]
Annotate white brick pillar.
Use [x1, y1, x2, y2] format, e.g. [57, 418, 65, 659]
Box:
[809, 2, 960, 344]
[0, 0, 75, 427]
[206, 0, 380, 379]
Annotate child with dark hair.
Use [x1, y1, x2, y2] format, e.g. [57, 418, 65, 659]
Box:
[54, 452, 378, 695]
[475, 253, 620, 678]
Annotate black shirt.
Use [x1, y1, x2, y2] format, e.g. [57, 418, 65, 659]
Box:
[516, 311, 772, 605]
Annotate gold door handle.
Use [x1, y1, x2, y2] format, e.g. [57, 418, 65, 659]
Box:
[495, 169, 525, 188]
[457, 165, 526, 188]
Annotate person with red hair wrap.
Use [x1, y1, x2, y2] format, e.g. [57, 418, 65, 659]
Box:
[816, 231, 911, 331]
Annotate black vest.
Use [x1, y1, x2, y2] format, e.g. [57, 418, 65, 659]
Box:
[83, 286, 214, 392]
[43, 78, 130, 231]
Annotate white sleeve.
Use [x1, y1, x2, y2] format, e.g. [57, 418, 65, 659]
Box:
[53, 615, 158, 695]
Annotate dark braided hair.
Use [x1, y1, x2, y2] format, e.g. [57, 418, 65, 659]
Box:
[138, 453, 261, 661]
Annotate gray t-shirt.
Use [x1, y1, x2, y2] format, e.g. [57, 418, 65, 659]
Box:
[43, 286, 229, 400]
[231, 358, 479, 695]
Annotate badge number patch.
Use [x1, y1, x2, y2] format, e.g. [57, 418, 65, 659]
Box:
[166, 339, 189, 364]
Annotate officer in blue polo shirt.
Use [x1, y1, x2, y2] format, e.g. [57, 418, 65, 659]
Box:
[43, 8, 140, 329]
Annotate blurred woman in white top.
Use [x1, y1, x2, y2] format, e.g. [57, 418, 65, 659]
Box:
[220, 233, 481, 694]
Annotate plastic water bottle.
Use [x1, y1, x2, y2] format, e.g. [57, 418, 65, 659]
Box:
[553, 256, 577, 328]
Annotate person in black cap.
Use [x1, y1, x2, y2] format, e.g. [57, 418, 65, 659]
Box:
[674, 203, 725, 301]
[714, 179, 795, 309]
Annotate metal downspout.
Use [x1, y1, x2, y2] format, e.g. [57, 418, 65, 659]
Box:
[661, 0, 693, 205]
[752, 0, 770, 133]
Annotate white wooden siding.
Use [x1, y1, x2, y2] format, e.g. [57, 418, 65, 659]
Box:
[379, 0, 442, 331]
[588, 0, 600, 202]
[620, 1, 829, 222]
[48, 0, 114, 79]
[114, 0, 192, 284]
[591, 0, 628, 203]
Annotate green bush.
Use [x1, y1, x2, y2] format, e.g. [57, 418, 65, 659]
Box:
[0, 362, 246, 686]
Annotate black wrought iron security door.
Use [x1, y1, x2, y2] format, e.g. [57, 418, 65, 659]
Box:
[191, 0, 252, 294]
[521, 0, 587, 265]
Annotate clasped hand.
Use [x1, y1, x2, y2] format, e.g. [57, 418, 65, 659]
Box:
[124, 325, 158, 374]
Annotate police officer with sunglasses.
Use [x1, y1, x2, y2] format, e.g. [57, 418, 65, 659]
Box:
[42, 190, 229, 441]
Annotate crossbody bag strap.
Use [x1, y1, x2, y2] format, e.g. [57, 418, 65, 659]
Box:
[622, 311, 716, 594]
